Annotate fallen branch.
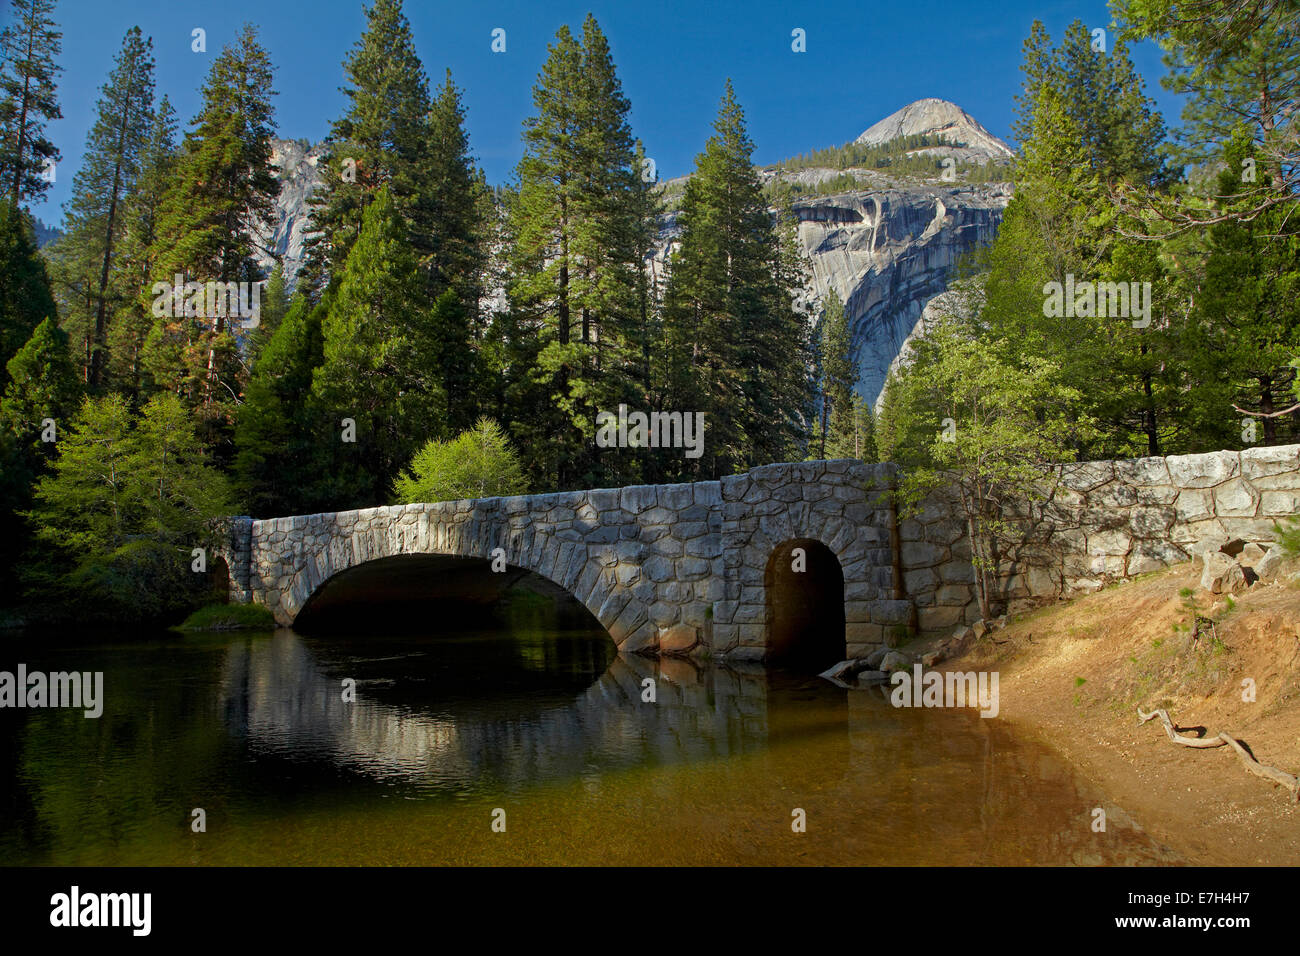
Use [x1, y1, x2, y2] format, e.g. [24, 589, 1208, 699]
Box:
[1138, 707, 1300, 801]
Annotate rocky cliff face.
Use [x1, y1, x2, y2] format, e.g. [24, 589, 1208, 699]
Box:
[258, 99, 1012, 405]
[792, 184, 1009, 405]
[255, 138, 326, 283]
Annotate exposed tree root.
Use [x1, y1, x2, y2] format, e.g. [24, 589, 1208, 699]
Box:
[1138, 707, 1300, 801]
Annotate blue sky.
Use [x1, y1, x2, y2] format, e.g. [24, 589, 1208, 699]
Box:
[24, 0, 1183, 224]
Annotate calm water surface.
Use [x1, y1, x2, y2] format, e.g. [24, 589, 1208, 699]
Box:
[0, 613, 1180, 865]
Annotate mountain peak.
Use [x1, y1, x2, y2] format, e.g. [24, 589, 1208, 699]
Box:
[854, 98, 1013, 160]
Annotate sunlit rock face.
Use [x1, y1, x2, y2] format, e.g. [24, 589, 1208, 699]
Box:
[257, 99, 1012, 404]
[254, 138, 326, 284]
[792, 185, 1009, 405]
[854, 97, 1015, 163]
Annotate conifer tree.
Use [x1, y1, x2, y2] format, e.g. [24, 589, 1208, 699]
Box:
[47, 26, 155, 387]
[144, 25, 279, 460]
[106, 96, 176, 399]
[233, 293, 327, 517]
[311, 187, 444, 508]
[505, 15, 644, 489]
[0, 0, 61, 207]
[0, 197, 56, 374]
[661, 81, 811, 479]
[302, 0, 431, 294]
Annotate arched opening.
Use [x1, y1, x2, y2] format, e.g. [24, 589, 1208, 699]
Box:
[206, 555, 231, 603]
[293, 553, 607, 637]
[290, 554, 617, 703]
[765, 538, 845, 671]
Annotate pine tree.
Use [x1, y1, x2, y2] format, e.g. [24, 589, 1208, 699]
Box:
[311, 186, 444, 508]
[144, 25, 279, 461]
[233, 293, 327, 517]
[505, 16, 644, 489]
[47, 26, 155, 387]
[301, 0, 431, 295]
[661, 80, 811, 479]
[0, 313, 79, 586]
[0, 197, 55, 375]
[411, 69, 488, 305]
[106, 95, 175, 399]
[0, 0, 61, 207]
[1, 313, 79, 452]
[1194, 133, 1300, 445]
[25, 392, 229, 621]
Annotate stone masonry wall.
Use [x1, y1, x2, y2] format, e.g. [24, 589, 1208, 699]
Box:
[902, 444, 1300, 626]
[220, 461, 902, 661]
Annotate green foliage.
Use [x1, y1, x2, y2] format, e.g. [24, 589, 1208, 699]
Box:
[45, 26, 154, 387]
[0, 0, 62, 206]
[312, 186, 445, 508]
[105, 95, 177, 400]
[175, 602, 275, 632]
[0, 199, 57, 375]
[393, 417, 527, 503]
[1271, 515, 1300, 558]
[500, 15, 654, 491]
[879, 287, 1093, 618]
[234, 293, 327, 516]
[660, 81, 813, 480]
[143, 25, 279, 461]
[24, 393, 231, 622]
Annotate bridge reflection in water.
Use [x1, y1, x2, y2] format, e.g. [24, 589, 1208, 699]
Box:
[216, 629, 781, 790]
[208, 627, 1179, 866]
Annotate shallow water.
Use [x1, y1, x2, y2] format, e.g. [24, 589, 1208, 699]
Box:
[0, 616, 1179, 865]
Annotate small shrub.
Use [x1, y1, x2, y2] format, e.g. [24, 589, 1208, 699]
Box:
[176, 603, 275, 632]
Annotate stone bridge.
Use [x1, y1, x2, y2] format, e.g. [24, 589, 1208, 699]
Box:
[218, 461, 913, 662]
[218, 446, 1300, 662]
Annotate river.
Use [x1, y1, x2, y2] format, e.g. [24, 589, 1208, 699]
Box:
[0, 603, 1180, 865]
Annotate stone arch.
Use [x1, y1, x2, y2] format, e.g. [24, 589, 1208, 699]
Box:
[206, 554, 231, 603]
[764, 538, 845, 669]
[291, 551, 611, 635]
[715, 461, 901, 661]
[255, 502, 650, 651]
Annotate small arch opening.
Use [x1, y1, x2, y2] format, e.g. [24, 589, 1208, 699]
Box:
[765, 538, 845, 671]
[206, 555, 231, 603]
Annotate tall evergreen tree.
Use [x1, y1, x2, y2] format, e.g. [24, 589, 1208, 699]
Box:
[233, 293, 325, 516]
[660, 81, 811, 479]
[301, 0, 431, 295]
[143, 25, 278, 461]
[47, 26, 154, 387]
[106, 95, 175, 400]
[0, 313, 79, 588]
[505, 16, 649, 489]
[311, 187, 444, 508]
[0, 0, 61, 207]
[0, 197, 55, 374]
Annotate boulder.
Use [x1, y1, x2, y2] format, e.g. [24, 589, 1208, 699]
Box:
[879, 650, 911, 673]
[1200, 551, 1248, 594]
[819, 659, 862, 681]
[1240, 542, 1267, 564]
[658, 624, 699, 656]
[855, 670, 890, 686]
[1255, 547, 1286, 580]
[865, 645, 891, 669]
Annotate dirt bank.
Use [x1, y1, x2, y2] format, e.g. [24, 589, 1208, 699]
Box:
[943, 562, 1300, 865]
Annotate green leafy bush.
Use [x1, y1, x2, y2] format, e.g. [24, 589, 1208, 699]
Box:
[393, 417, 527, 503]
